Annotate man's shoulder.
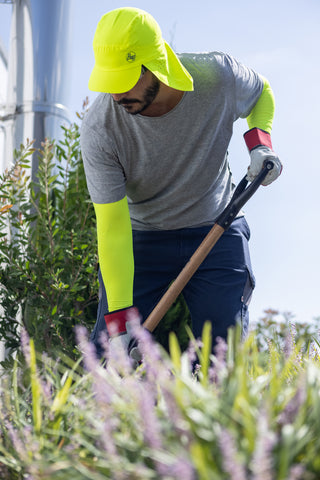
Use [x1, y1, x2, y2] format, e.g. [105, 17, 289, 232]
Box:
[81, 93, 111, 130]
[178, 51, 227, 67]
[178, 51, 234, 80]
[178, 52, 234, 89]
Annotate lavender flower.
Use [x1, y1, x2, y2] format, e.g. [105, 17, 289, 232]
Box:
[161, 456, 196, 480]
[76, 326, 114, 404]
[99, 415, 118, 458]
[209, 336, 228, 384]
[308, 342, 317, 360]
[99, 329, 111, 359]
[283, 327, 295, 359]
[186, 339, 198, 366]
[219, 428, 247, 480]
[189, 364, 199, 382]
[76, 325, 100, 373]
[130, 320, 168, 383]
[171, 457, 196, 480]
[138, 384, 162, 450]
[20, 328, 31, 365]
[214, 336, 228, 364]
[251, 408, 276, 480]
[161, 386, 192, 442]
[283, 322, 301, 362]
[278, 382, 306, 426]
[109, 341, 134, 375]
[99, 327, 135, 373]
[136, 382, 178, 478]
[287, 464, 306, 480]
[5, 421, 27, 461]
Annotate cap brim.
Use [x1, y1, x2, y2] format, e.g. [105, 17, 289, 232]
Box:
[88, 64, 142, 94]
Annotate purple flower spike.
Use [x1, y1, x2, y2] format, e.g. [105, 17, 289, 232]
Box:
[251, 408, 276, 480]
[219, 429, 246, 480]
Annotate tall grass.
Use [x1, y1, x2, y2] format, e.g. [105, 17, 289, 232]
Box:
[0, 317, 319, 480]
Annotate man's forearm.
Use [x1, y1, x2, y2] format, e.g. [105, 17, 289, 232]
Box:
[94, 197, 134, 312]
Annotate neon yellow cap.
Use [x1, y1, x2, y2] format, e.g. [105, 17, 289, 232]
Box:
[88, 7, 194, 94]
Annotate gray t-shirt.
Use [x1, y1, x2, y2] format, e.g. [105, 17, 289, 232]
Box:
[80, 52, 263, 230]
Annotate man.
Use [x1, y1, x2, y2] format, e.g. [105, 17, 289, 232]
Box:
[80, 7, 282, 357]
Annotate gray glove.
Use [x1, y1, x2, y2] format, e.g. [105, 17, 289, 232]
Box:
[244, 128, 282, 186]
[247, 146, 282, 186]
[104, 306, 142, 366]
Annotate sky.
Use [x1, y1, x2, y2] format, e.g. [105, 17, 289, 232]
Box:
[0, 0, 319, 326]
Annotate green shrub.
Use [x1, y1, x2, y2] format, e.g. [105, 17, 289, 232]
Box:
[251, 308, 320, 354]
[0, 124, 99, 357]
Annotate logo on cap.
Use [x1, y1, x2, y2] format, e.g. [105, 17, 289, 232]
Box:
[126, 51, 136, 63]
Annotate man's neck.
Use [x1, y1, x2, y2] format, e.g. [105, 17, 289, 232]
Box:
[141, 82, 184, 117]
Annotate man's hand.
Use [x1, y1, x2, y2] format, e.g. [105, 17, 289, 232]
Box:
[104, 306, 142, 365]
[244, 128, 282, 186]
[247, 146, 282, 186]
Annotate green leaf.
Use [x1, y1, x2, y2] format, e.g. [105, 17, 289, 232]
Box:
[50, 374, 73, 430]
[29, 338, 42, 434]
[169, 332, 181, 371]
[199, 321, 212, 386]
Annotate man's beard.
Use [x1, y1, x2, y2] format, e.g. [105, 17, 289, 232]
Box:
[114, 76, 160, 115]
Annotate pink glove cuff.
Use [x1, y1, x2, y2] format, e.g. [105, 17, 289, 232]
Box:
[104, 306, 138, 336]
[244, 128, 273, 151]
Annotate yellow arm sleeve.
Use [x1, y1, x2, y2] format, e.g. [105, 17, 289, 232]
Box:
[246, 78, 275, 134]
[93, 197, 134, 312]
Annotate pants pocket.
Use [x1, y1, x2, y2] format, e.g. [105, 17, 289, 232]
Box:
[240, 267, 256, 338]
[241, 267, 256, 307]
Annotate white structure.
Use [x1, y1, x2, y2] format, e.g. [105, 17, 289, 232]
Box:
[0, 36, 8, 173]
[0, 0, 72, 177]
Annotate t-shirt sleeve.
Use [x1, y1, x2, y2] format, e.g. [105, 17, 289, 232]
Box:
[80, 123, 126, 205]
[223, 54, 264, 120]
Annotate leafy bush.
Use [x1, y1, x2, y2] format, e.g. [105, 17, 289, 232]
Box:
[251, 309, 320, 353]
[0, 124, 99, 357]
[154, 293, 191, 352]
[0, 321, 319, 479]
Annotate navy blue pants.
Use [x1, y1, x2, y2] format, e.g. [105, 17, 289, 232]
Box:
[91, 217, 255, 354]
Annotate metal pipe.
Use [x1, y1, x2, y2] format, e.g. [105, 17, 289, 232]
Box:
[0, 0, 72, 177]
